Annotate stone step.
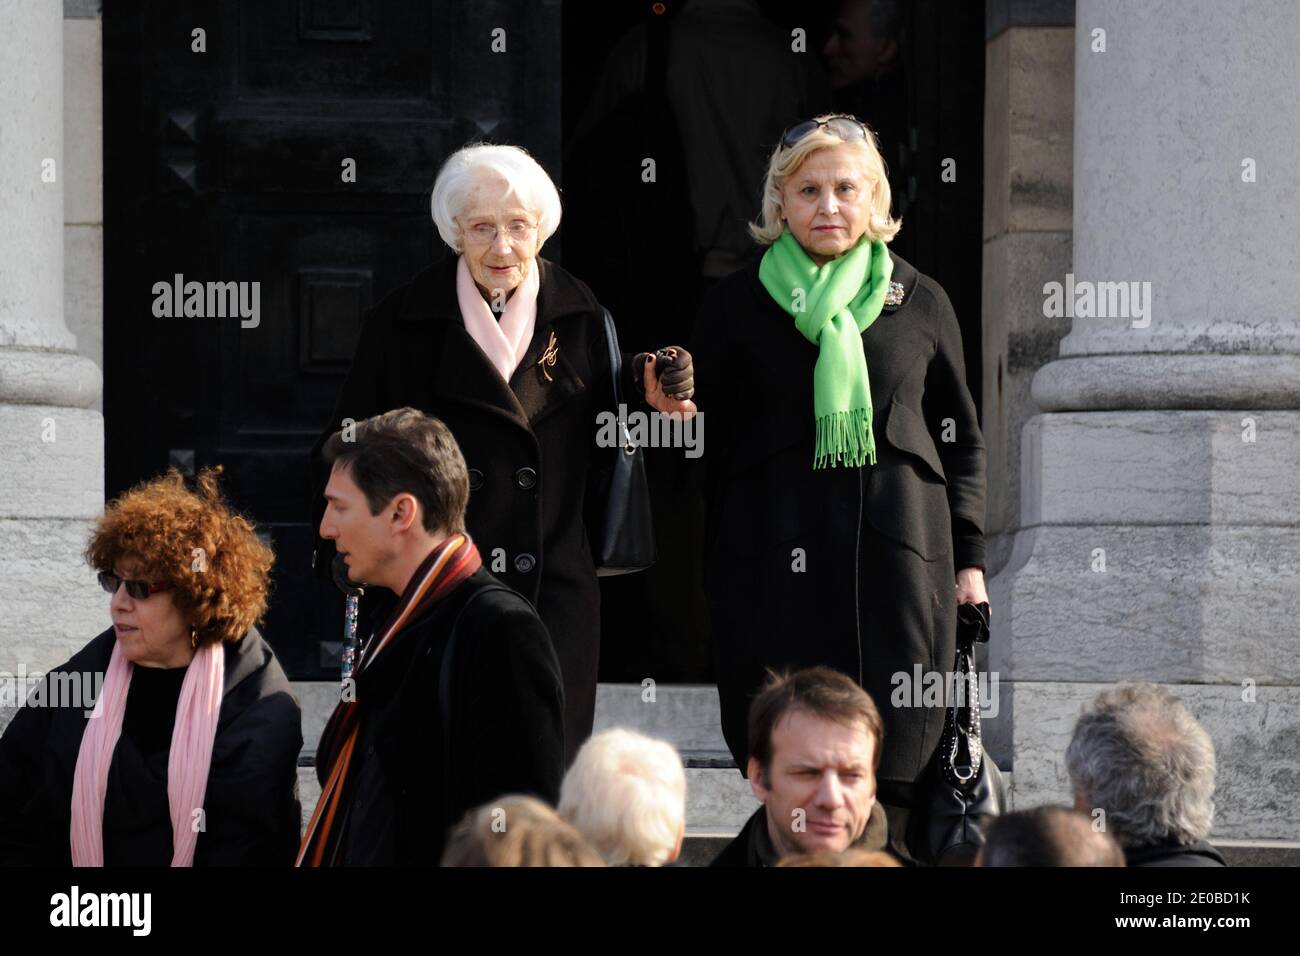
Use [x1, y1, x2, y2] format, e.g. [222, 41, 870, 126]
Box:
[296, 761, 758, 838]
[292, 680, 733, 763]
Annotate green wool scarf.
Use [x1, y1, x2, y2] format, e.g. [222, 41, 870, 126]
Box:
[759, 227, 894, 469]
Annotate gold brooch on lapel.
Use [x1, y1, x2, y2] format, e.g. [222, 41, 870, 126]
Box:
[537, 331, 560, 382]
[884, 281, 906, 307]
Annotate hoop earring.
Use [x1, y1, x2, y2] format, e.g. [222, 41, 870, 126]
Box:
[190, 626, 198, 649]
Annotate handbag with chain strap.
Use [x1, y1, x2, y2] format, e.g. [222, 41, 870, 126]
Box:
[908, 601, 1008, 865]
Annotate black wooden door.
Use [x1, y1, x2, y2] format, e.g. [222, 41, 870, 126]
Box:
[103, 0, 562, 677]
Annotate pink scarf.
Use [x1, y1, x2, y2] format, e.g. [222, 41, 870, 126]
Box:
[70, 638, 226, 867]
[456, 254, 540, 382]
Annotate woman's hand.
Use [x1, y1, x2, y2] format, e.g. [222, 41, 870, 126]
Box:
[956, 567, 990, 617]
[642, 347, 697, 418]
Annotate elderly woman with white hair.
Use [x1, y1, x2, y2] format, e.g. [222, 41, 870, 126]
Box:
[311, 143, 695, 760]
[689, 114, 989, 862]
[558, 728, 687, 867]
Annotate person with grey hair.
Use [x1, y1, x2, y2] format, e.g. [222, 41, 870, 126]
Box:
[1066, 683, 1226, 867]
[311, 143, 697, 761]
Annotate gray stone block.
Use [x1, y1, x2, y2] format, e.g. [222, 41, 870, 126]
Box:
[982, 230, 1073, 547]
[63, 18, 101, 225]
[996, 523, 1300, 683]
[983, 27, 1074, 239]
[1071, 1, 1300, 358]
[0, 517, 105, 675]
[64, 226, 103, 414]
[1021, 411, 1300, 527]
[294, 681, 338, 757]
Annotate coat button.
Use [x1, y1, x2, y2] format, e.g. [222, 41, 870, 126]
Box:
[468, 468, 484, 491]
[515, 466, 537, 490]
[514, 553, 536, 574]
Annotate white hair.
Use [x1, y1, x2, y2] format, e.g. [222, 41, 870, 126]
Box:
[429, 142, 562, 254]
[558, 728, 687, 867]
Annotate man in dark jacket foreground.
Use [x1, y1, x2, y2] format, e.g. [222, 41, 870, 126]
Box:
[712, 667, 903, 867]
[1066, 683, 1227, 868]
[300, 408, 565, 866]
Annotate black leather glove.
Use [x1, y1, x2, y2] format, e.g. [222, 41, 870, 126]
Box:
[633, 346, 694, 401]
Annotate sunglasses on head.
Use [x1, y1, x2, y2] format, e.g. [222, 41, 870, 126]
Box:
[780, 114, 870, 150]
[98, 571, 172, 600]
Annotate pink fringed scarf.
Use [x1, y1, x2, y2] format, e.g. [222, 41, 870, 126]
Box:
[456, 254, 540, 382]
[70, 638, 226, 867]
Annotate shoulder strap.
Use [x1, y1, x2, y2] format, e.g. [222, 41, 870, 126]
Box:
[601, 307, 623, 405]
[437, 583, 519, 791]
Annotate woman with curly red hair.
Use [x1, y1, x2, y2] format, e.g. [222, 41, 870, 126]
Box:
[0, 467, 303, 866]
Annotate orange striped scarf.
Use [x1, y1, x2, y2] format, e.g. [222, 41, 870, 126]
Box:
[297, 533, 482, 866]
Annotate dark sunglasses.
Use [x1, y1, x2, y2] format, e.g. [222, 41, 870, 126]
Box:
[780, 114, 870, 150]
[98, 571, 172, 600]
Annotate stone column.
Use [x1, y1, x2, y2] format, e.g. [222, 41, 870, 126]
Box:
[991, 0, 1300, 840]
[0, 0, 104, 717]
[978, 4, 1075, 768]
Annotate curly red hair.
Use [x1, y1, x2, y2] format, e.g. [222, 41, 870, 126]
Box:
[85, 466, 274, 645]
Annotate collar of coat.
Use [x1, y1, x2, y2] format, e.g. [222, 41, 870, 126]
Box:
[72, 624, 275, 707]
[730, 798, 892, 866]
[389, 251, 603, 433]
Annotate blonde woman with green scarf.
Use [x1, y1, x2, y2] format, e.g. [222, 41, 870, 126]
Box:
[690, 114, 988, 865]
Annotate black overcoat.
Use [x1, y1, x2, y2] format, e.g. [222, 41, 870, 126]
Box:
[329, 566, 565, 865]
[0, 627, 302, 866]
[310, 252, 638, 760]
[690, 249, 987, 790]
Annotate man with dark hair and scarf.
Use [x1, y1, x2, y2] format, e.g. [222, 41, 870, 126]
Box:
[299, 407, 565, 866]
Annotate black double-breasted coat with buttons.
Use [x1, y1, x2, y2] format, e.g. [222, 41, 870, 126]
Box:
[311, 251, 638, 761]
[689, 249, 987, 794]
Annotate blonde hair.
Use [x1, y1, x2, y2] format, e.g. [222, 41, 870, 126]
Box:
[440, 796, 605, 867]
[558, 728, 687, 867]
[430, 142, 562, 254]
[749, 114, 901, 246]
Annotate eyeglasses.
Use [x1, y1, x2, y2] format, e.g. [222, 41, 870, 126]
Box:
[780, 115, 870, 150]
[98, 571, 172, 600]
[462, 219, 538, 245]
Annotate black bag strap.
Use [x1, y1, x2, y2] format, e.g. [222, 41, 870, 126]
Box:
[602, 307, 624, 404]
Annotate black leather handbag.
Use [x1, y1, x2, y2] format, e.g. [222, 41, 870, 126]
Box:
[587, 308, 656, 576]
[908, 601, 1008, 865]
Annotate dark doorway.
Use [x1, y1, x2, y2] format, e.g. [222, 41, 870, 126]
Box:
[103, 0, 561, 678]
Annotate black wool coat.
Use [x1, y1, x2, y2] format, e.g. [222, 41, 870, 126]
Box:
[0, 627, 302, 866]
[311, 252, 640, 760]
[329, 567, 566, 865]
[689, 249, 987, 790]
[1125, 840, 1227, 867]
